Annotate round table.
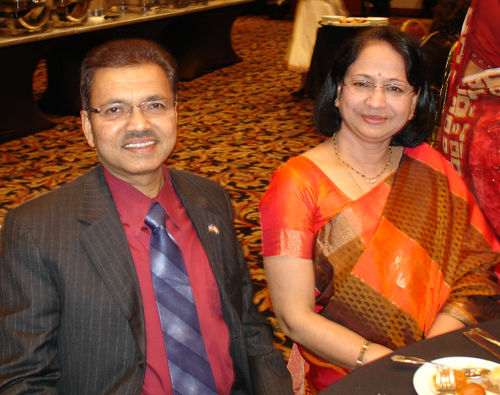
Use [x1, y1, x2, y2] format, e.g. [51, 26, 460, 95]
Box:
[318, 319, 500, 394]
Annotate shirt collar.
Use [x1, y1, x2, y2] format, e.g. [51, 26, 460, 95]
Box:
[103, 164, 183, 235]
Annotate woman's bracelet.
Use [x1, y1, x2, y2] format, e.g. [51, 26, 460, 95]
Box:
[355, 340, 371, 369]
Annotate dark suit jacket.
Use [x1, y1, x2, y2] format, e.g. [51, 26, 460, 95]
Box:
[0, 165, 293, 395]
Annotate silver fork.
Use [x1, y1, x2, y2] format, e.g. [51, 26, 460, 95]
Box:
[435, 366, 456, 395]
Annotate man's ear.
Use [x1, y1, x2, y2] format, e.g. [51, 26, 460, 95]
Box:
[81, 110, 95, 148]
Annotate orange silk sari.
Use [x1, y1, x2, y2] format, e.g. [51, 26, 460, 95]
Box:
[303, 144, 500, 393]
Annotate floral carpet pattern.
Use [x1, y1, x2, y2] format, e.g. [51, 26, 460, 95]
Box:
[0, 15, 430, 360]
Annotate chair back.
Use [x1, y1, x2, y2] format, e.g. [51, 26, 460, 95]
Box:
[400, 19, 429, 41]
[426, 41, 458, 148]
[420, 31, 457, 99]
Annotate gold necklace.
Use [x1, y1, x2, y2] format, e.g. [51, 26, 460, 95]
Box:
[332, 134, 393, 193]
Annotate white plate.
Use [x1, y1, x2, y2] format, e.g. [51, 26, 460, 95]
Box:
[322, 15, 342, 22]
[332, 20, 371, 27]
[366, 17, 389, 26]
[413, 356, 500, 395]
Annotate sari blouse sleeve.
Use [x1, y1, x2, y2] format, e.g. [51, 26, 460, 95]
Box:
[259, 161, 317, 259]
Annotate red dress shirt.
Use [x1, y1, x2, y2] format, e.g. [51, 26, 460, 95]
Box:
[103, 166, 234, 395]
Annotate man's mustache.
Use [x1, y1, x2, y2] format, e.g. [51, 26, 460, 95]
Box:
[121, 130, 159, 144]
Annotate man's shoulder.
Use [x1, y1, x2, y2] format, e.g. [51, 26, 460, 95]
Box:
[168, 167, 232, 218]
[7, 166, 103, 217]
[169, 167, 226, 196]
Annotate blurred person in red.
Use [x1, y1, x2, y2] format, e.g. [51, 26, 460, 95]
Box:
[438, 0, 500, 240]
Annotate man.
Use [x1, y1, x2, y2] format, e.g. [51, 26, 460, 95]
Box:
[0, 39, 293, 395]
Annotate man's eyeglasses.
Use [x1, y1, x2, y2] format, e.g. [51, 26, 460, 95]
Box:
[343, 80, 414, 101]
[87, 99, 177, 121]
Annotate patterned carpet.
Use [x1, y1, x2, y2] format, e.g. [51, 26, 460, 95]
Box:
[0, 15, 431, 359]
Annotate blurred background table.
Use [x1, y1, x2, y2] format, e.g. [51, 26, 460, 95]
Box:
[0, 0, 250, 143]
[318, 319, 500, 394]
[305, 23, 371, 99]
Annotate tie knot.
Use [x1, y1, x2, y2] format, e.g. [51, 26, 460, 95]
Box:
[145, 203, 166, 231]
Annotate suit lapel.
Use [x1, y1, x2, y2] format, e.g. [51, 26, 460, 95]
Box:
[169, 170, 226, 287]
[76, 167, 146, 357]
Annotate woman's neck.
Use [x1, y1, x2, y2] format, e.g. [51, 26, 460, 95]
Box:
[334, 132, 392, 178]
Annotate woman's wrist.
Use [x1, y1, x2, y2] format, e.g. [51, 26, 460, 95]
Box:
[359, 342, 393, 367]
[355, 340, 371, 369]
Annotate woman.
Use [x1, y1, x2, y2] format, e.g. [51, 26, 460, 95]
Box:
[438, 0, 500, 239]
[259, 27, 500, 393]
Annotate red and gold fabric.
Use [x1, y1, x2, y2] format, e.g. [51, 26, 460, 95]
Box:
[260, 143, 500, 392]
[439, 0, 500, 239]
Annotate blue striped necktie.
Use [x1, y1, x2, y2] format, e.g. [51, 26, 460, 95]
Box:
[145, 202, 218, 395]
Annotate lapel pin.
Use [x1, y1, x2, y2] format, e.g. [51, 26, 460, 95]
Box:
[208, 224, 219, 234]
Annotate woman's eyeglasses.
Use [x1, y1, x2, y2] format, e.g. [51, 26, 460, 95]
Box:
[343, 80, 414, 101]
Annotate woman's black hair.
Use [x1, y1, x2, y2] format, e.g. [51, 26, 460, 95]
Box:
[314, 26, 435, 147]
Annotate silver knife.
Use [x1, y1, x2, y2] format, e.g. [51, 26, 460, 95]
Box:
[463, 330, 500, 360]
[470, 328, 500, 348]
